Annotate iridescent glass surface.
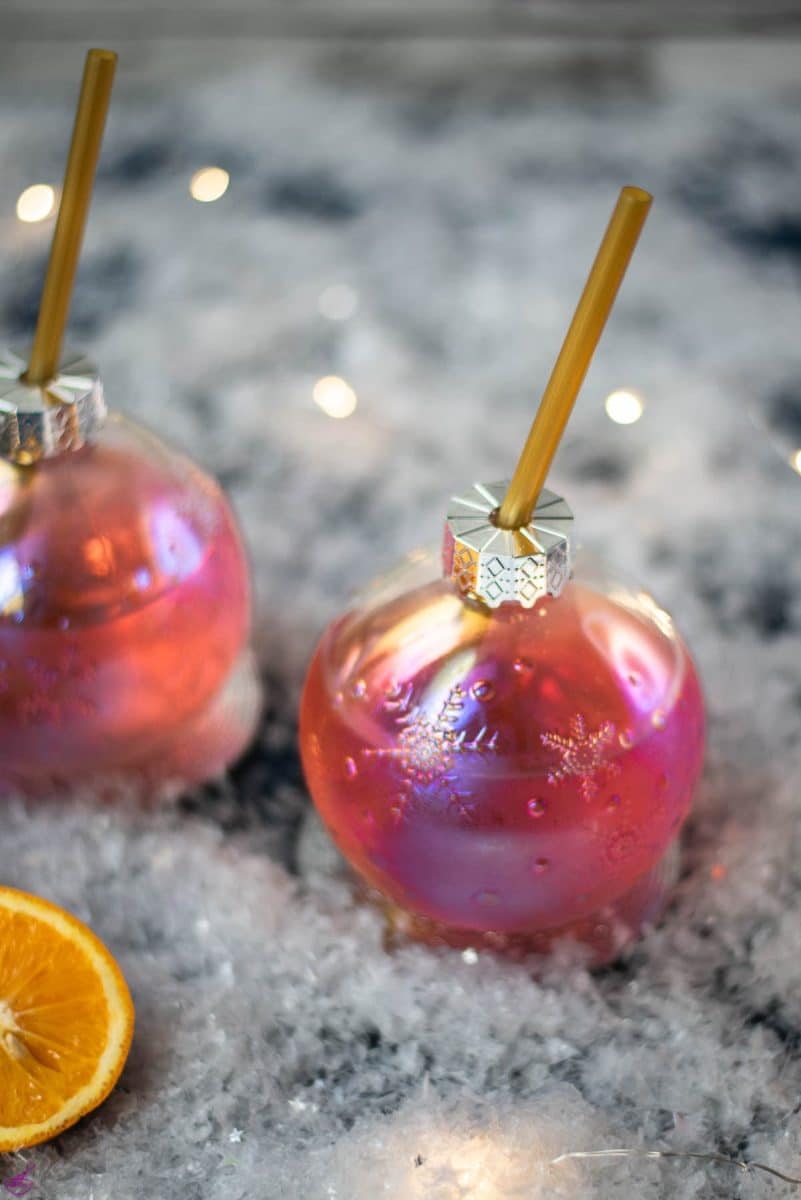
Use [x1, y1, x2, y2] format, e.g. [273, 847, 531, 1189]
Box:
[0, 415, 259, 794]
[301, 552, 705, 962]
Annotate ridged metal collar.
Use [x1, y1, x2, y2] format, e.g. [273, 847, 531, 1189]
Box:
[0, 348, 106, 465]
[443, 480, 573, 608]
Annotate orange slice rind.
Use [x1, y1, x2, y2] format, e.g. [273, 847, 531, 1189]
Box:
[0, 886, 134, 1151]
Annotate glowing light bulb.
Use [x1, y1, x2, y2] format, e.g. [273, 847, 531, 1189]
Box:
[604, 388, 644, 425]
[16, 184, 56, 223]
[189, 167, 230, 203]
[791, 448, 801, 474]
[313, 375, 358, 419]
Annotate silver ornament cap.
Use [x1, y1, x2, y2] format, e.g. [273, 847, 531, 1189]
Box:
[0, 347, 106, 465]
[443, 480, 573, 608]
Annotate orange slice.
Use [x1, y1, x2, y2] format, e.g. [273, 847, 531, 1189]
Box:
[0, 886, 134, 1151]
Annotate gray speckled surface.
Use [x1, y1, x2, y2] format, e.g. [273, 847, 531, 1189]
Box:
[2, 37, 801, 1199]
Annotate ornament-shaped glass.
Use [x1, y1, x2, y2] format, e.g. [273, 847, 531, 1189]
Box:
[301, 483, 704, 964]
[0, 350, 260, 796]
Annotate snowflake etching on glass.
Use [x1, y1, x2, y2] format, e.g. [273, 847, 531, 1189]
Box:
[364, 680, 499, 821]
[540, 713, 620, 802]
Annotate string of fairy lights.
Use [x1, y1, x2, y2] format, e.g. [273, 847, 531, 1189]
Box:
[11, 173, 655, 438]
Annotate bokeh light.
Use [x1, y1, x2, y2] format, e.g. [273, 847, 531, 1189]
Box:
[16, 184, 56, 223]
[189, 167, 230, 203]
[604, 388, 644, 425]
[313, 376, 358, 419]
[318, 284, 359, 321]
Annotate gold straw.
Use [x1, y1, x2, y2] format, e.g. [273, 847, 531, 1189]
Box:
[25, 48, 117, 386]
[496, 185, 652, 531]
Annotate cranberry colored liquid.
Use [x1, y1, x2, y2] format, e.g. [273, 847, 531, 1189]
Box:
[301, 562, 704, 962]
[0, 416, 257, 795]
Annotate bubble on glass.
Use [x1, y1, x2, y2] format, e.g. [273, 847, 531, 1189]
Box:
[606, 828, 637, 863]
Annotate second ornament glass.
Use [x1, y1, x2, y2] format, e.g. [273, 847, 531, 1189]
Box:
[0, 351, 260, 796]
[0, 50, 260, 798]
